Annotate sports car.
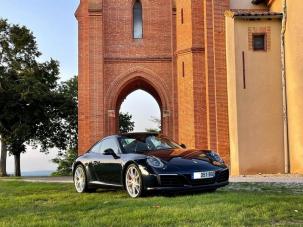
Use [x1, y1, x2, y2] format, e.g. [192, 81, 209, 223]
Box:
[73, 132, 229, 198]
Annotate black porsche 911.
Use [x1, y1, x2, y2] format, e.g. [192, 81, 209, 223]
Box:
[73, 132, 229, 198]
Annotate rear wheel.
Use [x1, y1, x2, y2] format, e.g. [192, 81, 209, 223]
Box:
[74, 165, 88, 193]
[125, 164, 144, 198]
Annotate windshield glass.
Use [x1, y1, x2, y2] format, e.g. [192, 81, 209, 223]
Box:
[118, 134, 182, 153]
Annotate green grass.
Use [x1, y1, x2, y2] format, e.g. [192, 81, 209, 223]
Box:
[0, 181, 303, 227]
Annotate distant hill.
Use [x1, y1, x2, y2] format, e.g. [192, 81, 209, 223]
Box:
[8, 170, 54, 177]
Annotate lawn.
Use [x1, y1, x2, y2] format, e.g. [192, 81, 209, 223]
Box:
[0, 181, 303, 227]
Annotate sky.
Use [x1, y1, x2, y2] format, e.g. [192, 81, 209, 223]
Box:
[0, 0, 79, 81]
[0, 0, 160, 174]
[120, 90, 161, 132]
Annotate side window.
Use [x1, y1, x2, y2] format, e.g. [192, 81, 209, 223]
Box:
[100, 138, 120, 154]
[90, 141, 102, 153]
[133, 0, 143, 39]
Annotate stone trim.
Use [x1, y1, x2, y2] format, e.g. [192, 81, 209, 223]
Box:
[175, 47, 205, 56]
[104, 56, 172, 63]
[248, 26, 271, 51]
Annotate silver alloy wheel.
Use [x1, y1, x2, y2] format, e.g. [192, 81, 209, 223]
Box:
[126, 165, 142, 198]
[74, 165, 86, 193]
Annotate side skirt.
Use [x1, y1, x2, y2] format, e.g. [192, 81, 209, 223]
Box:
[89, 181, 123, 188]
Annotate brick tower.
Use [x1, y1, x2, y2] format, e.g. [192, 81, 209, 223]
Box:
[76, 0, 178, 154]
[76, 0, 230, 162]
[175, 0, 230, 161]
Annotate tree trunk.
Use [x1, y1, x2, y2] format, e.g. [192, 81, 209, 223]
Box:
[0, 140, 7, 177]
[14, 153, 21, 177]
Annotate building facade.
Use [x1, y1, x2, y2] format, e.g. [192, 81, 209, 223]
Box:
[77, 0, 303, 175]
[226, 0, 303, 175]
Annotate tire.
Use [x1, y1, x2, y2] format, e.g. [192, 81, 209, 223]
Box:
[74, 164, 89, 193]
[125, 164, 144, 198]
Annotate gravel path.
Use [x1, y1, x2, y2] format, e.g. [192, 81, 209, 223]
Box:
[230, 174, 303, 183]
[22, 176, 73, 183]
[1, 174, 302, 184]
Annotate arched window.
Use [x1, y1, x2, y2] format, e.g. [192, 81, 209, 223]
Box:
[133, 0, 143, 39]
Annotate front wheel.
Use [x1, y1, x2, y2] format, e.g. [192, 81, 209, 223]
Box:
[74, 165, 88, 193]
[125, 164, 144, 198]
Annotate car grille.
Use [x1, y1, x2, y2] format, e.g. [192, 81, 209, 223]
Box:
[189, 177, 216, 186]
[159, 169, 229, 187]
[159, 175, 186, 187]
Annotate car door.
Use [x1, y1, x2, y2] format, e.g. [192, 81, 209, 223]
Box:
[84, 141, 103, 181]
[93, 137, 123, 186]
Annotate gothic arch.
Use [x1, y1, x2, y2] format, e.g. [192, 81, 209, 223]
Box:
[105, 67, 171, 135]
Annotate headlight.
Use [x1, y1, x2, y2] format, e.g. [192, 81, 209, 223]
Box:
[207, 152, 224, 163]
[146, 156, 164, 168]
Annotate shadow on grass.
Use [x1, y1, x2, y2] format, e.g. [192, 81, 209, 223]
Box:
[91, 182, 303, 198]
[95, 188, 118, 193]
[94, 187, 218, 198]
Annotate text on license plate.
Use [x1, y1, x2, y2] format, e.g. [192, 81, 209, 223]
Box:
[192, 171, 216, 179]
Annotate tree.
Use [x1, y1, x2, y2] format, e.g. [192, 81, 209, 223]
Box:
[0, 19, 69, 176]
[145, 116, 161, 133]
[52, 147, 77, 176]
[119, 112, 135, 133]
[55, 76, 78, 150]
[0, 139, 7, 176]
[51, 76, 78, 176]
[145, 128, 159, 133]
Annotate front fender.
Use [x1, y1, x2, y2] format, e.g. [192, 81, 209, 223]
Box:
[121, 158, 160, 189]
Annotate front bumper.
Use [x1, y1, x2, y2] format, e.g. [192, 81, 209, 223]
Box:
[146, 181, 229, 191]
[142, 168, 229, 191]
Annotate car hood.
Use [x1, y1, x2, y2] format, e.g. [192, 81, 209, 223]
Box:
[144, 149, 212, 161]
[143, 149, 226, 172]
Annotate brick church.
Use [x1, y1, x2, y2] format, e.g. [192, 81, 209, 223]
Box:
[76, 0, 303, 175]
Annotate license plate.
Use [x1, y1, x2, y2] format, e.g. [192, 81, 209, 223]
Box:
[192, 171, 216, 179]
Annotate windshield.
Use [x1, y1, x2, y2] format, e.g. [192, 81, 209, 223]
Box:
[118, 134, 182, 153]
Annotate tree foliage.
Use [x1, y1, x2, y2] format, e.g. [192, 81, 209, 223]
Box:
[51, 76, 78, 176]
[0, 19, 72, 176]
[56, 76, 78, 150]
[119, 112, 135, 133]
[52, 147, 78, 176]
[145, 116, 161, 133]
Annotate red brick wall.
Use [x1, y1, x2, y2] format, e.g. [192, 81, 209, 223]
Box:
[175, 0, 230, 160]
[176, 0, 194, 147]
[213, 0, 230, 162]
[176, 0, 208, 149]
[204, 0, 217, 151]
[77, 0, 176, 154]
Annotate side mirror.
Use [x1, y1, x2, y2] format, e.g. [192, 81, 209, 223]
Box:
[180, 144, 186, 149]
[104, 149, 119, 159]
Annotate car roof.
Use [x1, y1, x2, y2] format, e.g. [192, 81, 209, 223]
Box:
[119, 132, 159, 136]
